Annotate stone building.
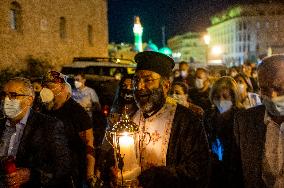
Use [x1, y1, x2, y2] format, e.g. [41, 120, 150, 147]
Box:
[207, 3, 284, 66]
[0, 0, 108, 71]
[168, 32, 207, 64]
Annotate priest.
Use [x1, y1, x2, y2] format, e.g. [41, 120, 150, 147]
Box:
[133, 51, 209, 187]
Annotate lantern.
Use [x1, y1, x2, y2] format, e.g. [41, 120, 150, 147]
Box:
[106, 109, 141, 187]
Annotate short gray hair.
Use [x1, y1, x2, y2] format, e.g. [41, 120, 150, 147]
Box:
[7, 77, 35, 97]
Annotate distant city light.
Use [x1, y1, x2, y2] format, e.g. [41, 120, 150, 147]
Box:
[172, 52, 181, 58]
[203, 35, 211, 45]
[211, 45, 223, 56]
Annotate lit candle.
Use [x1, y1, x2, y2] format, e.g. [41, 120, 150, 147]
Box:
[118, 132, 141, 181]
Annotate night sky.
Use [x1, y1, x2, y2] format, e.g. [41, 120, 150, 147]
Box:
[108, 0, 283, 47]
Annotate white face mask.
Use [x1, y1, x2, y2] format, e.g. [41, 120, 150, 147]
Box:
[238, 84, 246, 94]
[74, 81, 83, 89]
[3, 97, 22, 119]
[262, 95, 284, 116]
[214, 100, 233, 114]
[40, 88, 54, 103]
[172, 94, 188, 106]
[195, 78, 204, 89]
[231, 72, 237, 77]
[180, 70, 188, 78]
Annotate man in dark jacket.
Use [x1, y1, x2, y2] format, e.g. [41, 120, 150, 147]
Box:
[40, 71, 97, 187]
[0, 77, 71, 187]
[233, 55, 284, 187]
[133, 51, 210, 187]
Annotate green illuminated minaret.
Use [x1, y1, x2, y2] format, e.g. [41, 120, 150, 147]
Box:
[133, 16, 143, 52]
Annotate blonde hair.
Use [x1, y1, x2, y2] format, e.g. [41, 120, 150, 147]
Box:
[209, 76, 242, 108]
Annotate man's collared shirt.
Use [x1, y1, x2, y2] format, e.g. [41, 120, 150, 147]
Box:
[262, 111, 284, 187]
[133, 97, 177, 171]
[0, 109, 30, 157]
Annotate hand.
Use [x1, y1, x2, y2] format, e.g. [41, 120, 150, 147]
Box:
[6, 168, 30, 188]
[87, 174, 103, 188]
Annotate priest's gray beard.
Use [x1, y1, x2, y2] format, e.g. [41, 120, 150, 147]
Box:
[134, 84, 165, 115]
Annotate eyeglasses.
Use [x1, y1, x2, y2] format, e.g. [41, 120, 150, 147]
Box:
[0, 92, 30, 100]
[132, 77, 161, 89]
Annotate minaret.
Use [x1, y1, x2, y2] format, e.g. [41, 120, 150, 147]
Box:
[133, 16, 143, 52]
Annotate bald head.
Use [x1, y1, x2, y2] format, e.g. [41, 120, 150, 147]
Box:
[258, 54, 284, 98]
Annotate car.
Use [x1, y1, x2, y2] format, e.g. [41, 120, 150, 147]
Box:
[61, 57, 136, 108]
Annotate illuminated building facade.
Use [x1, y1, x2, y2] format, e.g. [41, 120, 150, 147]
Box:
[168, 32, 207, 63]
[207, 3, 284, 66]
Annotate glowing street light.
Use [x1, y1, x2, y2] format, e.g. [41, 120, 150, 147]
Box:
[211, 45, 223, 56]
[203, 35, 211, 45]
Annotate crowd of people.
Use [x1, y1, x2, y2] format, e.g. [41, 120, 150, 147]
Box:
[0, 51, 283, 188]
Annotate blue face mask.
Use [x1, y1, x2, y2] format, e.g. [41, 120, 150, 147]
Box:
[214, 100, 233, 114]
[262, 95, 284, 116]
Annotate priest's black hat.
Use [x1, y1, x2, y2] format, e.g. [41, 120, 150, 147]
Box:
[134, 51, 175, 77]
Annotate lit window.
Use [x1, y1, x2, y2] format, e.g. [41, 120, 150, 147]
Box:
[59, 17, 66, 40]
[10, 1, 22, 31]
[88, 25, 94, 46]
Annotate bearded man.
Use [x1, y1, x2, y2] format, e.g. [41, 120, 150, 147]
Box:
[133, 51, 209, 187]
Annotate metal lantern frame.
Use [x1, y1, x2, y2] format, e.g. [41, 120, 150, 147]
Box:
[106, 110, 141, 187]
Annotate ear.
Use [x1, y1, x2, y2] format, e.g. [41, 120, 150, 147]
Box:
[26, 96, 34, 107]
[162, 79, 171, 96]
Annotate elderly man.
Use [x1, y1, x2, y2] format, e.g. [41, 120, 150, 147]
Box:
[0, 77, 71, 187]
[233, 54, 284, 187]
[40, 71, 97, 187]
[132, 51, 209, 187]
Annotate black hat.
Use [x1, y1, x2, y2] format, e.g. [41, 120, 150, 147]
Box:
[134, 51, 175, 77]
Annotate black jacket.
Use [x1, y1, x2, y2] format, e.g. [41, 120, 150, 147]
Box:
[0, 110, 72, 187]
[140, 104, 210, 188]
[233, 105, 267, 188]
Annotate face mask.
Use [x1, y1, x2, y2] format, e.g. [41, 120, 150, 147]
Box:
[120, 89, 134, 104]
[174, 71, 180, 78]
[3, 97, 22, 119]
[195, 78, 204, 89]
[238, 84, 246, 94]
[172, 94, 187, 106]
[262, 95, 284, 116]
[252, 73, 257, 79]
[214, 100, 233, 114]
[180, 71, 188, 78]
[114, 74, 122, 80]
[40, 88, 54, 103]
[74, 81, 83, 89]
[231, 72, 237, 77]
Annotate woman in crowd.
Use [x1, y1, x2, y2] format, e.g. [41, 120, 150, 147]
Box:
[204, 76, 244, 188]
[108, 74, 138, 126]
[234, 73, 261, 109]
[170, 81, 204, 115]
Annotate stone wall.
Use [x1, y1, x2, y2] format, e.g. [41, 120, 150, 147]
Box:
[0, 0, 108, 71]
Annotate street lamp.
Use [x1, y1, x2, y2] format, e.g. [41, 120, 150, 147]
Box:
[203, 34, 211, 64]
[106, 108, 141, 187]
[210, 45, 224, 64]
[211, 45, 223, 56]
